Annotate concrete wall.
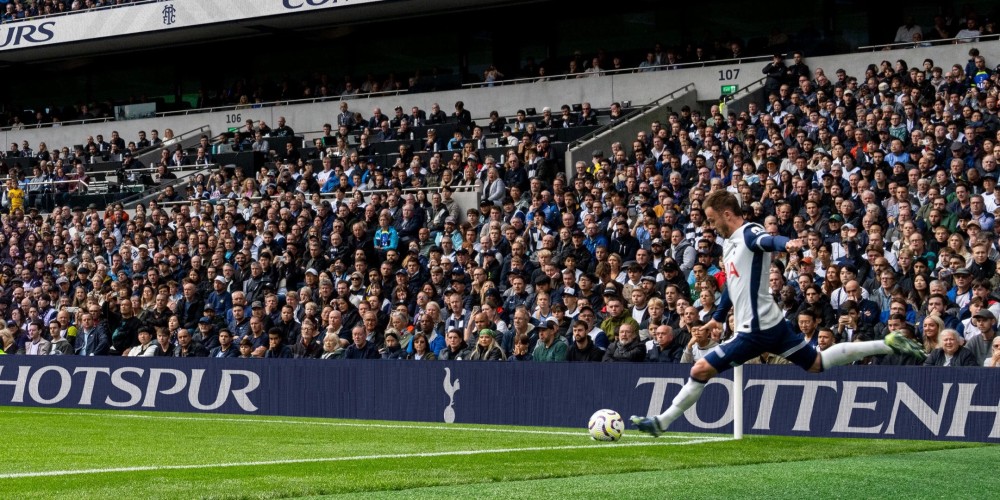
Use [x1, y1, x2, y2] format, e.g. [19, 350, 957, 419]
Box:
[6, 40, 997, 151]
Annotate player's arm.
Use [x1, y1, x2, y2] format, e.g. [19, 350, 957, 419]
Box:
[711, 288, 732, 324]
[744, 226, 803, 253]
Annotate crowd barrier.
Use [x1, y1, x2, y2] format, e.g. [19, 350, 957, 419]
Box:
[0, 357, 997, 443]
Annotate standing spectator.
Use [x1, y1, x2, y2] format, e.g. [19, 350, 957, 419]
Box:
[893, 16, 923, 43]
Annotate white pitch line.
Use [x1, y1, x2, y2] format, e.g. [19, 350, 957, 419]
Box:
[0, 408, 719, 440]
[0, 437, 735, 479]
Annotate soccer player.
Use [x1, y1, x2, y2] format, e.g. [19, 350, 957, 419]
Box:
[632, 191, 925, 436]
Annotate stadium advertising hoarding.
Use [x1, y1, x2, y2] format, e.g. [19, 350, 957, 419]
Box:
[0, 0, 385, 51]
[0, 357, 997, 443]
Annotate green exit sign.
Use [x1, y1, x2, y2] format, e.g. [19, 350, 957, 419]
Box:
[721, 84, 739, 96]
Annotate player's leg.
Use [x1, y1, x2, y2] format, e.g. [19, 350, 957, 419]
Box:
[809, 331, 925, 371]
[632, 334, 758, 436]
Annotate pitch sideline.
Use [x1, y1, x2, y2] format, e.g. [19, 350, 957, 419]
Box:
[0, 407, 718, 440]
[0, 437, 734, 479]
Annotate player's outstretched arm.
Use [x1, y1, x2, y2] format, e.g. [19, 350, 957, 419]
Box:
[745, 226, 803, 254]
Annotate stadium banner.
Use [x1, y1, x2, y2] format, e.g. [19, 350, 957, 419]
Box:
[0, 356, 998, 443]
[0, 0, 386, 52]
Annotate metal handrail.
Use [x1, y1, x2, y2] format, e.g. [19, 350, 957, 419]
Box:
[119, 164, 219, 208]
[152, 182, 479, 207]
[155, 89, 410, 119]
[8, 178, 90, 190]
[723, 76, 767, 103]
[462, 54, 777, 89]
[857, 34, 1000, 51]
[566, 83, 696, 150]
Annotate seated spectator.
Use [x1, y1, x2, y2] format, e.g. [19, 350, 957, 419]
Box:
[466, 328, 505, 361]
[566, 319, 604, 362]
[645, 324, 689, 363]
[406, 333, 437, 360]
[602, 323, 644, 362]
[531, 320, 567, 362]
[924, 329, 979, 367]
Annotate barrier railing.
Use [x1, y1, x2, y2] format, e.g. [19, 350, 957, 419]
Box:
[462, 55, 776, 89]
[566, 83, 696, 151]
[858, 33, 1000, 51]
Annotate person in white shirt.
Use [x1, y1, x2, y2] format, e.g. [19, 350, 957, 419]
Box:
[125, 328, 158, 357]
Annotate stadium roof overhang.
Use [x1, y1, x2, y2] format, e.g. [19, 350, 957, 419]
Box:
[0, 0, 539, 66]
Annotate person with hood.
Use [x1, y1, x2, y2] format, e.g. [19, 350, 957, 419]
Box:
[380, 330, 406, 359]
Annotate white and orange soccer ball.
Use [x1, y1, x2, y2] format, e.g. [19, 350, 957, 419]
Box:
[588, 409, 624, 441]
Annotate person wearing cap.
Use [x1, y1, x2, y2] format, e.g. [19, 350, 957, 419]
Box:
[531, 319, 567, 362]
[980, 171, 999, 213]
[206, 275, 233, 316]
[560, 287, 582, 319]
[966, 309, 997, 366]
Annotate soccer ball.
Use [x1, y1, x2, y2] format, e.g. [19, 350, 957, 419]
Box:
[588, 409, 624, 441]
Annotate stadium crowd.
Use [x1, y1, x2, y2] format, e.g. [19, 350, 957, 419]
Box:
[0, 44, 999, 370]
[0, 0, 143, 22]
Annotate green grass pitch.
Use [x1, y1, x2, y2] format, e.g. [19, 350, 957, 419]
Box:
[2, 406, 996, 499]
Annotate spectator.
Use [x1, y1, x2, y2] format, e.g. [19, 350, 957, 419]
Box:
[924, 329, 978, 366]
[602, 322, 644, 362]
[566, 319, 604, 362]
[406, 333, 437, 360]
[467, 328, 505, 360]
[645, 324, 688, 362]
[532, 320, 567, 362]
